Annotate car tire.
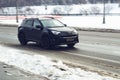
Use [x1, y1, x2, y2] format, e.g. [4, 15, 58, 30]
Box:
[41, 36, 51, 49]
[18, 33, 27, 45]
[67, 43, 75, 48]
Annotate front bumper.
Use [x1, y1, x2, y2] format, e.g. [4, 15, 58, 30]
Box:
[50, 35, 79, 45]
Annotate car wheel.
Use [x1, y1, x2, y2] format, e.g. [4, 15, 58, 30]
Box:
[67, 43, 75, 48]
[41, 36, 51, 49]
[18, 33, 27, 45]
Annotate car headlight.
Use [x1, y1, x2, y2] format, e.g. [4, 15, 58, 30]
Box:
[51, 30, 61, 35]
[72, 29, 78, 34]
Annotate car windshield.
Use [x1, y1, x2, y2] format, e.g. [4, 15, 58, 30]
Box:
[41, 19, 65, 28]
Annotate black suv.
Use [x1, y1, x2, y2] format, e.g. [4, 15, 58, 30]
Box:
[18, 17, 79, 48]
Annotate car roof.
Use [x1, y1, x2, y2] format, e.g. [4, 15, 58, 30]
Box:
[24, 17, 55, 21]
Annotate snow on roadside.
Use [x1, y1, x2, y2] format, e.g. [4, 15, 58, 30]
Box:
[58, 15, 120, 30]
[0, 15, 120, 30]
[0, 45, 119, 80]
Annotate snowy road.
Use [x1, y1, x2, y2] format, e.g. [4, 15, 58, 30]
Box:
[0, 26, 120, 79]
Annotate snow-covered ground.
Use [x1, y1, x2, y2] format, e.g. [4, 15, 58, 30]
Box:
[59, 15, 120, 30]
[0, 15, 120, 30]
[0, 45, 119, 80]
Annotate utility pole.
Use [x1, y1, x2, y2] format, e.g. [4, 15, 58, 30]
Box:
[16, 0, 18, 23]
[103, 0, 105, 24]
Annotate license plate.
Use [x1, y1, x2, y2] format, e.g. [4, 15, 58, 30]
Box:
[66, 38, 74, 41]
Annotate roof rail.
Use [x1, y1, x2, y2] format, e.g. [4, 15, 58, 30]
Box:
[42, 15, 55, 19]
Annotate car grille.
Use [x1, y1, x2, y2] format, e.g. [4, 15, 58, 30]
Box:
[62, 36, 77, 39]
[62, 36, 78, 42]
[60, 32, 76, 36]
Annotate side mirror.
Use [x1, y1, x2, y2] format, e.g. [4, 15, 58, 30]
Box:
[36, 25, 43, 30]
[64, 24, 67, 27]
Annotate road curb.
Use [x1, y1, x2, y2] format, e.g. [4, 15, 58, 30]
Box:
[0, 23, 18, 27]
[73, 27, 120, 33]
[0, 23, 120, 33]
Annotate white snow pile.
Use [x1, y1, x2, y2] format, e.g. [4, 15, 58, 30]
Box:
[0, 45, 119, 80]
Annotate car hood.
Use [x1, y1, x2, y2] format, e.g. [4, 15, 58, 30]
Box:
[49, 27, 74, 32]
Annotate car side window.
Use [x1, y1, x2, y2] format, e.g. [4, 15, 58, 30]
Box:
[21, 19, 27, 26]
[33, 19, 41, 28]
[24, 20, 33, 27]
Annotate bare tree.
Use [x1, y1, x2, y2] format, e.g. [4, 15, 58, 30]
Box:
[0, 0, 120, 7]
[63, 6, 72, 14]
[24, 7, 34, 15]
[52, 7, 63, 14]
[0, 7, 4, 14]
[105, 4, 113, 14]
[90, 6, 101, 14]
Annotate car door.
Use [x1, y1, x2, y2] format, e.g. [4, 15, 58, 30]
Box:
[32, 19, 43, 42]
[23, 19, 34, 40]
